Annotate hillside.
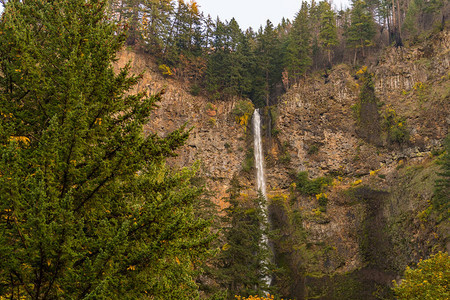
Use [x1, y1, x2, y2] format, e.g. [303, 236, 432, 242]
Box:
[118, 28, 449, 299]
[115, 50, 252, 210]
[2, 1, 449, 299]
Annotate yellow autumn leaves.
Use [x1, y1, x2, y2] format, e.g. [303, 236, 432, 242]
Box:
[235, 294, 292, 300]
[9, 136, 30, 145]
[235, 295, 274, 300]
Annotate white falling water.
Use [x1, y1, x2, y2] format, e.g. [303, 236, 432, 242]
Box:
[252, 108, 272, 287]
[253, 109, 267, 200]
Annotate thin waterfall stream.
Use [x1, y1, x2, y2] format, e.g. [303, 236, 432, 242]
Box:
[252, 108, 272, 287]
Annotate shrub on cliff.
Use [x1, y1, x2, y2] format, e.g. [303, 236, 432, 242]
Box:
[233, 99, 255, 128]
[382, 105, 410, 145]
[296, 171, 332, 196]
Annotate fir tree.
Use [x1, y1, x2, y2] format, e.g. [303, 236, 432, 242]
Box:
[251, 20, 283, 107]
[213, 177, 272, 299]
[285, 1, 312, 83]
[141, 0, 175, 55]
[204, 18, 231, 99]
[346, 0, 376, 64]
[319, 1, 338, 66]
[0, 0, 213, 298]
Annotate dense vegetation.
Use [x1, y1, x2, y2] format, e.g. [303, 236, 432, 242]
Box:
[393, 252, 450, 300]
[0, 0, 214, 298]
[107, 0, 447, 106]
[0, 0, 448, 299]
[201, 178, 273, 299]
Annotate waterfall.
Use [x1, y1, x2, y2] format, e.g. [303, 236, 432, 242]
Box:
[252, 108, 272, 287]
[253, 109, 267, 200]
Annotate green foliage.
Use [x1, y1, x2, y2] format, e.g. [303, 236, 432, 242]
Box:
[284, 1, 312, 82]
[233, 100, 254, 129]
[346, 0, 376, 62]
[382, 106, 410, 144]
[242, 148, 255, 173]
[307, 144, 320, 155]
[268, 106, 279, 137]
[319, 1, 338, 64]
[393, 252, 450, 300]
[269, 194, 316, 297]
[108, 0, 445, 104]
[0, 1, 213, 298]
[212, 178, 272, 299]
[295, 172, 332, 196]
[189, 83, 201, 96]
[209, 117, 217, 127]
[205, 19, 250, 100]
[279, 152, 291, 164]
[224, 142, 232, 153]
[233, 100, 255, 119]
[316, 193, 329, 212]
[353, 67, 409, 145]
[304, 269, 394, 300]
[403, 0, 421, 39]
[356, 66, 376, 103]
[279, 141, 291, 164]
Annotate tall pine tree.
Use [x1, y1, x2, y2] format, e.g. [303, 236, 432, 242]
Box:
[0, 0, 213, 298]
[285, 1, 312, 84]
[346, 0, 376, 64]
[213, 177, 272, 299]
[319, 1, 338, 66]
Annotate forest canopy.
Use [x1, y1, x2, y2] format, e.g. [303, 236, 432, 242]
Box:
[105, 0, 447, 106]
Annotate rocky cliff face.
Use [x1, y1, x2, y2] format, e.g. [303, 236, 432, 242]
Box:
[115, 29, 449, 299]
[115, 50, 251, 210]
[266, 29, 449, 298]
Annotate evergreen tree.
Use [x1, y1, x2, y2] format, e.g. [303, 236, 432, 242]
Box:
[116, 0, 143, 45]
[204, 17, 254, 101]
[251, 20, 283, 107]
[402, 0, 421, 39]
[0, 0, 213, 298]
[234, 29, 254, 98]
[319, 1, 338, 66]
[346, 0, 376, 64]
[204, 18, 231, 99]
[285, 1, 312, 83]
[214, 178, 271, 299]
[141, 0, 175, 55]
[224, 18, 245, 97]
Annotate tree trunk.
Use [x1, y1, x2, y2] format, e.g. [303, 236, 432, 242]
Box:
[391, 0, 397, 45]
[266, 70, 269, 107]
[396, 0, 402, 37]
[386, 12, 391, 44]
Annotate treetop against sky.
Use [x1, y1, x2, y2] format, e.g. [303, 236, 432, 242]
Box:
[195, 0, 351, 30]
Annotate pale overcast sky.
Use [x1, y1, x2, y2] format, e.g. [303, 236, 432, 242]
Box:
[196, 0, 351, 30]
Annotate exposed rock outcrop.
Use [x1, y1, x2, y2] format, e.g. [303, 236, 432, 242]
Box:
[265, 30, 449, 298]
[115, 50, 249, 209]
[115, 29, 449, 299]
